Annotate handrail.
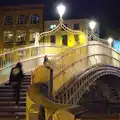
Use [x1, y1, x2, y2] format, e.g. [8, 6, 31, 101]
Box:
[52, 42, 120, 79]
[52, 52, 120, 103]
[54, 53, 120, 80]
[0, 44, 65, 57]
[0, 54, 56, 72]
[55, 42, 120, 62]
[0, 43, 68, 74]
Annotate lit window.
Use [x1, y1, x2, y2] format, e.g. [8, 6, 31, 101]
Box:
[50, 25, 56, 30]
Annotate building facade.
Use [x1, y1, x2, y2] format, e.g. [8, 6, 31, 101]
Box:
[44, 19, 99, 47]
[0, 4, 44, 53]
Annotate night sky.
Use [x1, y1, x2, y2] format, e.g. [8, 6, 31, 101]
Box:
[0, 0, 120, 30]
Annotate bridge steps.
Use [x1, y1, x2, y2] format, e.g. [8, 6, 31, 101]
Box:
[0, 74, 31, 119]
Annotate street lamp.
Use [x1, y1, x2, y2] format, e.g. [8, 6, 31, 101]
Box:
[89, 20, 96, 31]
[57, 4, 66, 20]
[108, 37, 113, 47]
[34, 32, 40, 46]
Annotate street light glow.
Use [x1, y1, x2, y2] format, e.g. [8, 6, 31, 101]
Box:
[108, 37, 113, 46]
[89, 21, 96, 31]
[57, 4, 65, 18]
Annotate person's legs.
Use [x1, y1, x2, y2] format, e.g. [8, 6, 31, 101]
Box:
[16, 82, 21, 106]
[12, 83, 17, 107]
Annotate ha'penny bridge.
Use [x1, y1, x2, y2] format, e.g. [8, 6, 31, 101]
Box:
[0, 4, 120, 120]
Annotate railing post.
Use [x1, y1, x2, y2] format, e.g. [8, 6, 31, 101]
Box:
[48, 68, 53, 98]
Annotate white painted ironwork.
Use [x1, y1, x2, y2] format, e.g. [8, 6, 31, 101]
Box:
[88, 31, 108, 45]
[55, 64, 120, 105]
[38, 20, 83, 42]
[0, 44, 68, 72]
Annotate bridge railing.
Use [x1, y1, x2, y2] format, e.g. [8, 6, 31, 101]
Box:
[57, 63, 120, 105]
[0, 43, 72, 84]
[54, 54, 120, 104]
[0, 44, 68, 71]
[52, 41, 120, 95]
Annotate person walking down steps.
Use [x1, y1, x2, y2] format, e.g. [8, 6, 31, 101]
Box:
[9, 62, 24, 107]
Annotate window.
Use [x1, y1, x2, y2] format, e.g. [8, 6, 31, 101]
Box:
[74, 24, 79, 30]
[18, 15, 26, 24]
[3, 31, 13, 43]
[62, 35, 67, 46]
[30, 15, 40, 24]
[50, 25, 56, 30]
[50, 35, 56, 44]
[4, 16, 13, 25]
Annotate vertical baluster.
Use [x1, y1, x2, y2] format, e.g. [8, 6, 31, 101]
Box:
[29, 48, 32, 58]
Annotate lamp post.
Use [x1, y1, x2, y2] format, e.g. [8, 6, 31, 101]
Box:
[34, 32, 40, 46]
[88, 20, 96, 41]
[89, 20, 96, 32]
[57, 4, 66, 22]
[108, 37, 113, 47]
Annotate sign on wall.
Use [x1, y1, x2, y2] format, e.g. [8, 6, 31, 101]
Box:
[113, 40, 120, 52]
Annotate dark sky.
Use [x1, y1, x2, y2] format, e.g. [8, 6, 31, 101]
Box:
[0, 0, 120, 30]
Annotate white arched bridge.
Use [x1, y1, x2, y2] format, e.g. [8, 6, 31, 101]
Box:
[0, 35, 120, 120]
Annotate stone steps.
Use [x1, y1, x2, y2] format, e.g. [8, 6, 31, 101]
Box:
[0, 74, 31, 119]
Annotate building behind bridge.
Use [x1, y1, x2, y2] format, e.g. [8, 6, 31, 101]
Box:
[0, 4, 44, 53]
[44, 19, 99, 47]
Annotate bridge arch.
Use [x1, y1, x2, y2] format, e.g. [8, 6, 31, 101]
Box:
[55, 65, 120, 105]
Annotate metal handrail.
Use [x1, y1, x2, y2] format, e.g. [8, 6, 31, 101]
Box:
[0, 43, 65, 57]
[54, 53, 120, 80]
[52, 42, 120, 80]
[53, 51, 120, 102]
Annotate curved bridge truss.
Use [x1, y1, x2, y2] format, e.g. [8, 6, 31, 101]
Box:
[55, 64, 120, 105]
[39, 20, 84, 40]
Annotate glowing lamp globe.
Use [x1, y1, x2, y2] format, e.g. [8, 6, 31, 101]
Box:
[89, 21, 96, 31]
[57, 4, 65, 18]
[108, 37, 113, 45]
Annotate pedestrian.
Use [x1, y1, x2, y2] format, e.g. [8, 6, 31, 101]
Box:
[43, 55, 49, 65]
[9, 62, 24, 107]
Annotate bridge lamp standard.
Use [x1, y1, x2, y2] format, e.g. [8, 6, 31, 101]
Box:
[34, 32, 40, 46]
[57, 4, 66, 21]
[108, 37, 113, 47]
[89, 20, 96, 32]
